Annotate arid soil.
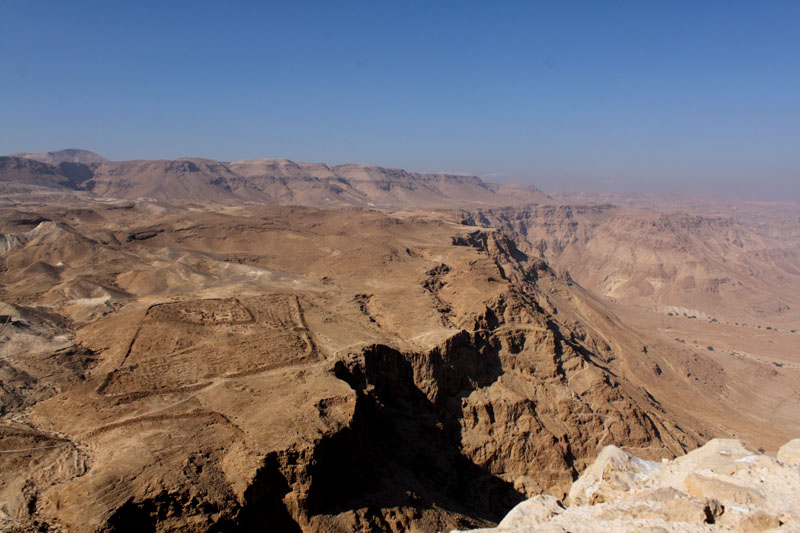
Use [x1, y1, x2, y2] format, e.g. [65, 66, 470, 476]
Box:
[0, 152, 798, 532]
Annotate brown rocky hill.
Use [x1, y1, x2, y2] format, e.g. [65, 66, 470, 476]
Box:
[0, 202, 726, 532]
[1, 200, 798, 532]
[458, 204, 800, 456]
[0, 150, 550, 208]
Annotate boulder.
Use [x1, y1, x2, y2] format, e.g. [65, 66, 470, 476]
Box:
[456, 437, 800, 532]
[777, 438, 800, 466]
[496, 495, 564, 529]
[566, 445, 661, 506]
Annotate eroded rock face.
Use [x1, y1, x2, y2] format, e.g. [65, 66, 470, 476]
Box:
[458, 438, 800, 532]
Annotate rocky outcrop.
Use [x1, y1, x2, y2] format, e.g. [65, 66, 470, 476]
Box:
[777, 439, 800, 466]
[456, 438, 800, 532]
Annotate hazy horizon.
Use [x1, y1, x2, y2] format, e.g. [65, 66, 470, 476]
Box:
[2, 1, 799, 201]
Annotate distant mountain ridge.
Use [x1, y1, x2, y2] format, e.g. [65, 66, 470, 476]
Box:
[0, 150, 550, 208]
[12, 149, 109, 165]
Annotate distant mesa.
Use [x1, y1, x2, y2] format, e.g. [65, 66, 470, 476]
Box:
[0, 149, 551, 207]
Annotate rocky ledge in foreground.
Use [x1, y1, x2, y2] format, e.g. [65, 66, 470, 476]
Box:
[456, 438, 800, 532]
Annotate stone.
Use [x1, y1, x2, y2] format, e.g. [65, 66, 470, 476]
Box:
[496, 495, 564, 529]
[566, 445, 661, 506]
[777, 438, 800, 466]
[684, 473, 765, 506]
[458, 437, 800, 533]
[735, 510, 781, 532]
[598, 487, 712, 523]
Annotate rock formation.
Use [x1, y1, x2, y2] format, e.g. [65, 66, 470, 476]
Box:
[0, 165, 798, 531]
[456, 438, 800, 532]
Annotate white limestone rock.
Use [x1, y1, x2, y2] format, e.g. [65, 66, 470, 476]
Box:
[777, 438, 800, 466]
[454, 437, 800, 533]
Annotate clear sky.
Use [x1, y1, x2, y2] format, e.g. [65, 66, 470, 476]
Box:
[1, 1, 798, 199]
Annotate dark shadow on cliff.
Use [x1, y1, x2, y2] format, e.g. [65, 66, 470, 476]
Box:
[304, 331, 524, 527]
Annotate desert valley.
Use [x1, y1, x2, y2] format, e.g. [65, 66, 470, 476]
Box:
[0, 149, 798, 531]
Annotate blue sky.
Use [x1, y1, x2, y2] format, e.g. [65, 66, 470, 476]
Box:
[1, 1, 798, 198]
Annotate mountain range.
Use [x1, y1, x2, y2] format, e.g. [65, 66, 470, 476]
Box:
[1, 149, 549, 208]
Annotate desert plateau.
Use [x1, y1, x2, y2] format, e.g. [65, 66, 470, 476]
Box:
[0, 149, 798, 532]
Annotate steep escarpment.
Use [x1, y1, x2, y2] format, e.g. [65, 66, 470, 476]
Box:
[430, 232, 701, 491]
[244, 306, 701, 532]
[459, 205, 800, 457]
